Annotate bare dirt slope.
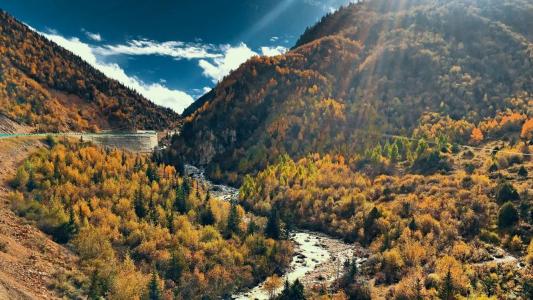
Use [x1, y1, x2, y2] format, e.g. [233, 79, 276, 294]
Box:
[0, 115, 32, 134]
[0, 138, 79, 300]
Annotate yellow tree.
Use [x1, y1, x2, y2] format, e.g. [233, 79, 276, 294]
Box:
[521, 119, 533, 142]
[264, 274, 282, 299]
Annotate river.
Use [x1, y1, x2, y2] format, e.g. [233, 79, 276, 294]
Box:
[184, 165, 366, 299]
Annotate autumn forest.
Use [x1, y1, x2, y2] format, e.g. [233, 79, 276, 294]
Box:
[0, 0, 532, 299]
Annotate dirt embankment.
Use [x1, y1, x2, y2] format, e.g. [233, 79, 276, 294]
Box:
[0, 115, 32, 134]
[0, 138, 79, 300]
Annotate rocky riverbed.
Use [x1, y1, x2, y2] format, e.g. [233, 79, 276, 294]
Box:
[233, 231, 365, 300]
[184, 164, 367, 299]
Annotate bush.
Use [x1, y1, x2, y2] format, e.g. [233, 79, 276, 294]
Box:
[495, 181, 520, 204]
[479, 230, 500, 245]
[464, 163, 475, 175]
[345, 282, 372, 300]
[45, 135, 57, 147]
[518, 166, 528, 178]
[509, 235, 522, 251]
[411, 150, 451, 175]
[11, 166, 29, 189]
[498, 202, 519, 229]
[0, 240, 7, 252]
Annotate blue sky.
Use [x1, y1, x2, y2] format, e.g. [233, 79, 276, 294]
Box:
[0, 0, 352, 113]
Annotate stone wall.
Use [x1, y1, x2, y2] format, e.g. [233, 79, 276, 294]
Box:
[81, 133, 158, 153]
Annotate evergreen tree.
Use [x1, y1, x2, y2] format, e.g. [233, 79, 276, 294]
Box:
[53, 156, 61, 180]
[87, 270, 104, 300]
[278, 279, 306, 300]
[148, 270, 162, 300]
[53, 206, 78, 243]
[348, 259, 358, 281]
[518, 166, 528, 178]
[495, 181, 520, 204]
[290, 279, 306, 300]
[247, 219, 259, 235]
[363, 207, 381, 244]
[498, 202, 519, 228]
[134, 156, 142, 172]
[439, 268, 454, 300]
[408, 217, 417, 231]
[134, 188, 147, 219]
[166, 211, 175, 233]
[27, 170, 37, 191]
[174, 183, 187, 213]
[167, 251, 186, 283]
[146, 164, 159, 182]
[265, 207, 281, 239]
[148, 199, 158, 225]
[279, 279, 291, 300]
[226, 201, 241, 236]
[200, 203, 215, 226]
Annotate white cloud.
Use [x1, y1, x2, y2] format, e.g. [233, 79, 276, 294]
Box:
[95, 39, 221, 60]
[82, 29, 102, 42]
[303, 0, 355, 12]
[198, 43, 257, 83]
[198, 43, 286, 83]
[40, 31, 193, 113]
[261, 46, 287, 56]
[32, 27, 289, 111]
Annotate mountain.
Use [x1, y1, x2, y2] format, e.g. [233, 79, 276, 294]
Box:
[170, 0, 532, 184]
[0, 10, 179, 132]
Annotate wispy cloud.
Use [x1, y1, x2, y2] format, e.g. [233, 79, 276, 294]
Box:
[39, 31, 193, 113]
[32, 26, 288, 110]
[82, 28, 102, 42]
[303, 0, 355, 12]
[198, 43, 287, 83]
[95, 39, 221, 60]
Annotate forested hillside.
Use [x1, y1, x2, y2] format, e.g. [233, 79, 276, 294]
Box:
[0, 10, 178, 132]
[170, 0, 532, 184]
[9, 140, 292, 299]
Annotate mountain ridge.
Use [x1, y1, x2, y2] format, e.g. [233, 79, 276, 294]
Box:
[170, 0, 532, 184]
[0, 10, 179, 132]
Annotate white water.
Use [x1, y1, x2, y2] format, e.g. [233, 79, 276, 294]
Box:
[233, 231, 359, 300]
[184, 165, 365, 299]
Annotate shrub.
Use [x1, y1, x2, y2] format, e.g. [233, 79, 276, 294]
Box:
[495, 181, 520, 204]
[45, 135, 57, 147]
[527, 240, 533, 265]
[464, 163, 475, 175]
[498, 202, 519, 229]
[345, 282, 372, 300]
[0, 240, 7, 253]
[479, 230, 500, 245]
[518, 166, 528, 178]
[509, 235, 522, 251]
[488, 163, 498, 173]
[411, 150, 451, 175]
[11, 166, 29, 189]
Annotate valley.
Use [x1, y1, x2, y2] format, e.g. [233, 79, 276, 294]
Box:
[0, 0, 532, 299]
[186, 164, 367, 299]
